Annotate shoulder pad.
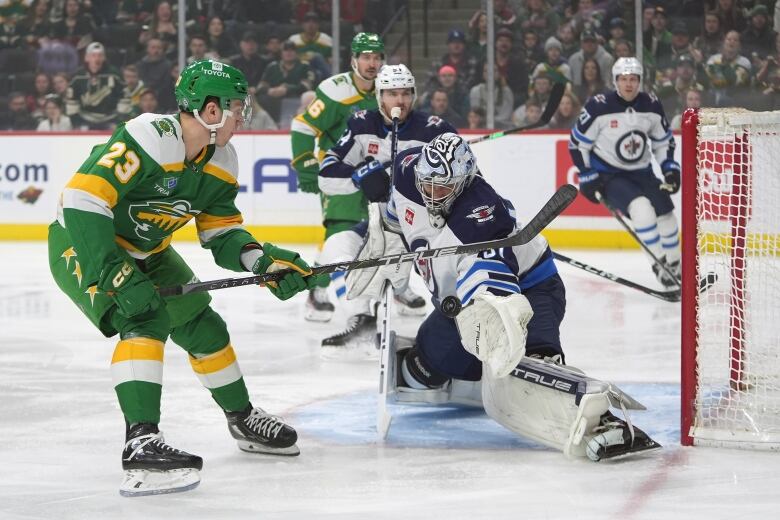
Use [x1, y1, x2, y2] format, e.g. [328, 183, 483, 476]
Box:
[318, 72, 357, 102]
[124, 113, 184, 168]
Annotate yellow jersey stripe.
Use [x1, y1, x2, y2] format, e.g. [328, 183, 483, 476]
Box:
[65, 173, 119, 208]
[196, 213, 244, 231]
[203, 163, 238, 185]
[340, 94, 366, 105]
[115, 234, 173, 256]
[292, 115, 322, 136]
[112, 338, 164, 364]
[190, 345, 237, 375]
[161, 162, 184, 172]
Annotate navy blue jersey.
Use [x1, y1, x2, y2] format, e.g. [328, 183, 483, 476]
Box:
[569, 91, 677, 175]
[387, 146, 557, 305]
[318, 109, 456, 195]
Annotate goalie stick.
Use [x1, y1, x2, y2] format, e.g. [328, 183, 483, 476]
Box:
[158, 184, 579, 297]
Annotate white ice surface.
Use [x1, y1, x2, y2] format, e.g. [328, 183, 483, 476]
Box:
[1, 242, 779, 519]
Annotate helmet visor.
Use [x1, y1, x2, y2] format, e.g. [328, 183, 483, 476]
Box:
[228, 95, 252, 127]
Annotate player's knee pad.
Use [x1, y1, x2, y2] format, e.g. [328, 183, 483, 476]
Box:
[169, 306, 230, 357]
[482, 356, 644, 458]
[626, 196, 657, 229]
[112, 305, 171, 343]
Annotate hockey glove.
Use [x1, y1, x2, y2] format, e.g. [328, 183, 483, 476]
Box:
[98, 259, 162, 318]
[252, 243, 328, 300]
[351, 156, 390, 203]
[293, 155, 321, 194]
[660, 160, 681, 194]
[577, 170, 604, 204]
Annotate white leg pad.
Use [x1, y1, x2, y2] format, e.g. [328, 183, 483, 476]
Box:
[482, 356, 641, 458]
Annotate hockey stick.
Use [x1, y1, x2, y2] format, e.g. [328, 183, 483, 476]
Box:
[376, 107, 402, 439]
[552, 252, 681, 302]
[466, 81, 565, 145]
[158, 184, 579, 297]
[594, 192, 681, 289]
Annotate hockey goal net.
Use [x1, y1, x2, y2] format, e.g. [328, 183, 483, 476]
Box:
[681, 108, 780, 449]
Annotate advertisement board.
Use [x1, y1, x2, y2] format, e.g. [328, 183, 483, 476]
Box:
[0, 130, 681, 247]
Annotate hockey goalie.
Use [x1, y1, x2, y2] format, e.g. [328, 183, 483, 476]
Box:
[348, 133, 661, 461]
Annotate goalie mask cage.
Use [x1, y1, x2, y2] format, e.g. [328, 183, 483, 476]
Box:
[681, 108, 780, 449]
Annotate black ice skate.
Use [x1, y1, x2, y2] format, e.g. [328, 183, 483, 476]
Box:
[225, 404, 300, 456]
[304, 286, 334, 322]
[394, 286, 427, 316]
[321, 313, 376, 347]
[652, 257, 681, 288]
[120, 422, 202, 497]
[585, 412, 662, 462]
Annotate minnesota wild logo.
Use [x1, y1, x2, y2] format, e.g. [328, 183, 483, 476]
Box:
[129, 200, 196, 240]
[152, 117, 178, 138]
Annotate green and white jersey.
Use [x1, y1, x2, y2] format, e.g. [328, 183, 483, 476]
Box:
[288, 32, 333, 63]
[57, 112, 256, 286]
[290, 71, 377, 179]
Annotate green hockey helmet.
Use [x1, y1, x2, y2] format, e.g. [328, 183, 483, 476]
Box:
[175, 59, 252, 134]
[351, 32, 384, 56]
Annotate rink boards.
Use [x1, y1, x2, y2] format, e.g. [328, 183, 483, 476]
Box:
[0, 130, 682, 247]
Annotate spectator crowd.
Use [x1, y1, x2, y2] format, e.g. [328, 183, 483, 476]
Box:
[1, 0, 780, 132]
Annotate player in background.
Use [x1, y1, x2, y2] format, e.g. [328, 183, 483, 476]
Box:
[569, 57, 682, 287]
[48, 60, 326, 496]
[316, 64, 455, 347]
[290, 32, 384, 321]
[356, 133, 660, 460]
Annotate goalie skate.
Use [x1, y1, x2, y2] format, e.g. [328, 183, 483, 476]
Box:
[225, 404, 300, 456]
[585, 412, 662, 462]
[119, 423, 202, 497]
[394, 286, 427, 316]
[304, 286, 334, 322]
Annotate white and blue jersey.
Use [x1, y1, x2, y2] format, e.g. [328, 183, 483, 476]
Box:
[318, 109, 456, 196]
[569, 91, 677, 175]
[389, 147, 557, 308]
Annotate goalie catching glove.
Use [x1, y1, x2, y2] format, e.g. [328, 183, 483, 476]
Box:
[454, 290, 534, 378]
[250, 243, 328, 300]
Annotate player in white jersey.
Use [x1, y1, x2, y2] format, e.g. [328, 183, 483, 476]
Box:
[569, 57, 682, 287]
[354, 132, 661, 461]
[314, 64, 457, 347]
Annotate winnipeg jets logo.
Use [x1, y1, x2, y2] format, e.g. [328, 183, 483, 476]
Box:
[426, 115, 443, 127]
[353, 110, 367, 120]
[401, 153, 418, 171]
[615, 130, 647, 163]
[466, 204, 495, 223]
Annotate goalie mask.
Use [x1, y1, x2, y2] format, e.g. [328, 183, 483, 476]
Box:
[414, 133, 477, 228]
[375, 64, 416, 123]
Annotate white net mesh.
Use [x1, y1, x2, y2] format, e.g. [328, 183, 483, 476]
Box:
[693, 108, 780, 448]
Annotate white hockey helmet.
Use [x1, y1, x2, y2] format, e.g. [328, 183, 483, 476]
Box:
[612, 57, 643, 83]
[414, 132, 477, 228]
[375, 64, 417, 121]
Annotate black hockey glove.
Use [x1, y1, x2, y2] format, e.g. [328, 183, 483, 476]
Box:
[660, 160, 681, 194]
[351, 156, 390, 203]
[577, 170, 604, 204]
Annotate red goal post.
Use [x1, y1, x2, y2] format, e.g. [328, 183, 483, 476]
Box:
[681, 108, 780, 449]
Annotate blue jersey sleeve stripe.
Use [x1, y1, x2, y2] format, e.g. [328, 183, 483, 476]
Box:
[456, 260, 515, 290]
[461, 280, 521, 305]
[572, 127, 593, 144]
[518, 255, 557, 290]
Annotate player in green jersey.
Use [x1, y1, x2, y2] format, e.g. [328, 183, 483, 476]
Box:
[290, 32, 384, 321]
[47, 59, 327, 497]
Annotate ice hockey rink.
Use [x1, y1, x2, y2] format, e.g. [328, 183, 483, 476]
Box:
[2, 242, 779, 519]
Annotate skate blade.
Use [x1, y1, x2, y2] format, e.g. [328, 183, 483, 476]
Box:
[119, 468, 200, 497]
[593, 441, 663, 462]
[304, 309, 334, 322]
[237, 440, 300, 456]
